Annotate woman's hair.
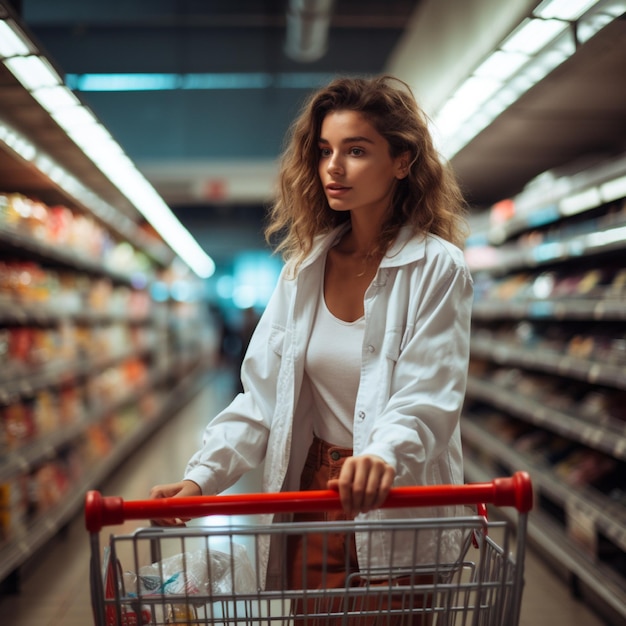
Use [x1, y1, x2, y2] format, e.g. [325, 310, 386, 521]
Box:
[265, 75, 469, 269]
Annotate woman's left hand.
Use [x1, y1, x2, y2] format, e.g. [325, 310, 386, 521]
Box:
[327, 454, 395, 517]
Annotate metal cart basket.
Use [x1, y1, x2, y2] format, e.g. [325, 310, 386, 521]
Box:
[85, 472, 533, 626]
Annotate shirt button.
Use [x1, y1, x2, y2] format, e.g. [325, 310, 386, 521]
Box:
[358, 411, 365, 420]
[367, 345, 375, 353]
[330, 450, 341, 461]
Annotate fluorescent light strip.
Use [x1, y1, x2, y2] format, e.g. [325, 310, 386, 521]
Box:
[0, 19, 32, 57]
[501, 18, 568, 54]
[4, 55, 62, 89]
[433, 0, 622, 159]
[30, 85, 81, 112]
[66, 72, 340, 92]
[534, 0, 600, 20]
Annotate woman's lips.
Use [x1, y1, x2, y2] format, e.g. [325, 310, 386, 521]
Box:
[326, 183, 351, 197]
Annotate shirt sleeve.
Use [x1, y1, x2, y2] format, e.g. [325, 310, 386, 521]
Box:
[183, 268, 292, 495]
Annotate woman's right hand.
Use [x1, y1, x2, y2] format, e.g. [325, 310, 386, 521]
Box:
[149, 479, 202, 526]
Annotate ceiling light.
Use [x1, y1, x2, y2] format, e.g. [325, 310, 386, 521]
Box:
[534, 0, 600, 20]
[501, 18, 568, 55]
[4, 55, 61, 89]
[433, 0, 621, 160]
[65, 72, 345, 92]
[0, 19, 32, 57]
[576, 1, 626, 43]
[473, 50, 530, 81]
[51, 105, 99, 131]
[30, 85, 80, 112]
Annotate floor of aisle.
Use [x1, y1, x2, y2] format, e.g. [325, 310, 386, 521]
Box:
[0, 368, 610, 626]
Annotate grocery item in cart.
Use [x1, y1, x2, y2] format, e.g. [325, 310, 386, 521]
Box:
[124, 543, 256, 599]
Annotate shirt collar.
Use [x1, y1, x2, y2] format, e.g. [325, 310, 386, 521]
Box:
[297, 223, 427, 272]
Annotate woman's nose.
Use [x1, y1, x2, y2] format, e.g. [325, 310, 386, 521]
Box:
[327, 154, 343, 175]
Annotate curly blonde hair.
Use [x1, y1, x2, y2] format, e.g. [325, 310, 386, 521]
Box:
[265, 75, 468, 270]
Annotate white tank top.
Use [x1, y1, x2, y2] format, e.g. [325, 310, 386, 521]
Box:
[304, 279, 365, 447]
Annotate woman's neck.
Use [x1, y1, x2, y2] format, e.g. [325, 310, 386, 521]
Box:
[340, 218, 383, 259]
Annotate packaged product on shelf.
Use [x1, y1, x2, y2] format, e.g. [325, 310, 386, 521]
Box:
[0, 329, 10, 377]
[107, 406, 140, 441]
[31, 327, 62, 368]
[47, 205, 73, 247]
[83, 423, 114, 462]
[29, 459, 70, 514]
[556, 448, 617, 488]
[33, 388, 60, 435]
[2, 400, 37, 449]
[0, 474, 29, 542]
[59, 383, 84, 425]
[608, 268, 626, 294]
[128, 287, 151, 319]
[7, 326, 33, 372]
[87, 278, 114, 313]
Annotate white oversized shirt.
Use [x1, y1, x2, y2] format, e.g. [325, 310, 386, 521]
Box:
[305, 279, 364, 447]
[184, 223, 474, 588]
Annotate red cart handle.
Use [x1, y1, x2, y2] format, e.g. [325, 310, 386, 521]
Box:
[85, 471, 532, 533]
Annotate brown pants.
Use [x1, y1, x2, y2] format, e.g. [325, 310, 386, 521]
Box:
[287, 437, 433, 626]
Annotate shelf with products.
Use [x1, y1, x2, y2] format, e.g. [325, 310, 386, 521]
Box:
[466, 368, 626, 461]
[462, 453, 626, 625]
[0, 127, 173, 273]
[0, 253, 215, 588]
[0, 354, 159, 480]
[469, 320, 626, 390]
[464, 156, 626, 624]
[0, 58, 215, 592]
[0, 242, 214, 589]
[0, 362, 211, 588]
[486, 152, 626, 246]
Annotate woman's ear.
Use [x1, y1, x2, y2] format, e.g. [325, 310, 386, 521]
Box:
[395, 152, 411, 179]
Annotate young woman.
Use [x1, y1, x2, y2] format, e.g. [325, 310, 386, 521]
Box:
[150, 76, 473, 614]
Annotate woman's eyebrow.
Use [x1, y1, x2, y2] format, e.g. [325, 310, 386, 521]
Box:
[318, 135, 376, 145]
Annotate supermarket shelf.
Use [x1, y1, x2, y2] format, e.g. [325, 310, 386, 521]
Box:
[0, 371, 164, 483]
[487, 154, 626, 245]
[471, 296, 626, 322]
[469, 221, 626, 275]
[0, 300, 155, 326]
[470, 336, 626, 391]
[0, 346, 153, 405]
[463, 456, 626, 623]
[0, 224, 148, 285]
[0, 362, 212, 586]
[461, 418, 626, 553]
[0, 120, 173, 269]
[466, 376, 626, 460]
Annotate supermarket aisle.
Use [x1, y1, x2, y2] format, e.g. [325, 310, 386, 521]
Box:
[0, 367, 608, 626]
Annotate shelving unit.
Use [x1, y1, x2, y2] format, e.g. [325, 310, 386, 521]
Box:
[0, 23, 217, 591]
[463, 154, 626, 624]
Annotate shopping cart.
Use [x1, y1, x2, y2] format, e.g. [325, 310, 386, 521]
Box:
[85, 471, 533, 626]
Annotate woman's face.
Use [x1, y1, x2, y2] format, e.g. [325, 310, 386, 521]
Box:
[318, 109, 407, 219]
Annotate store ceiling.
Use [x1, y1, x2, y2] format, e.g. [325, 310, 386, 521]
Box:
[2, 1, 626, 271]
